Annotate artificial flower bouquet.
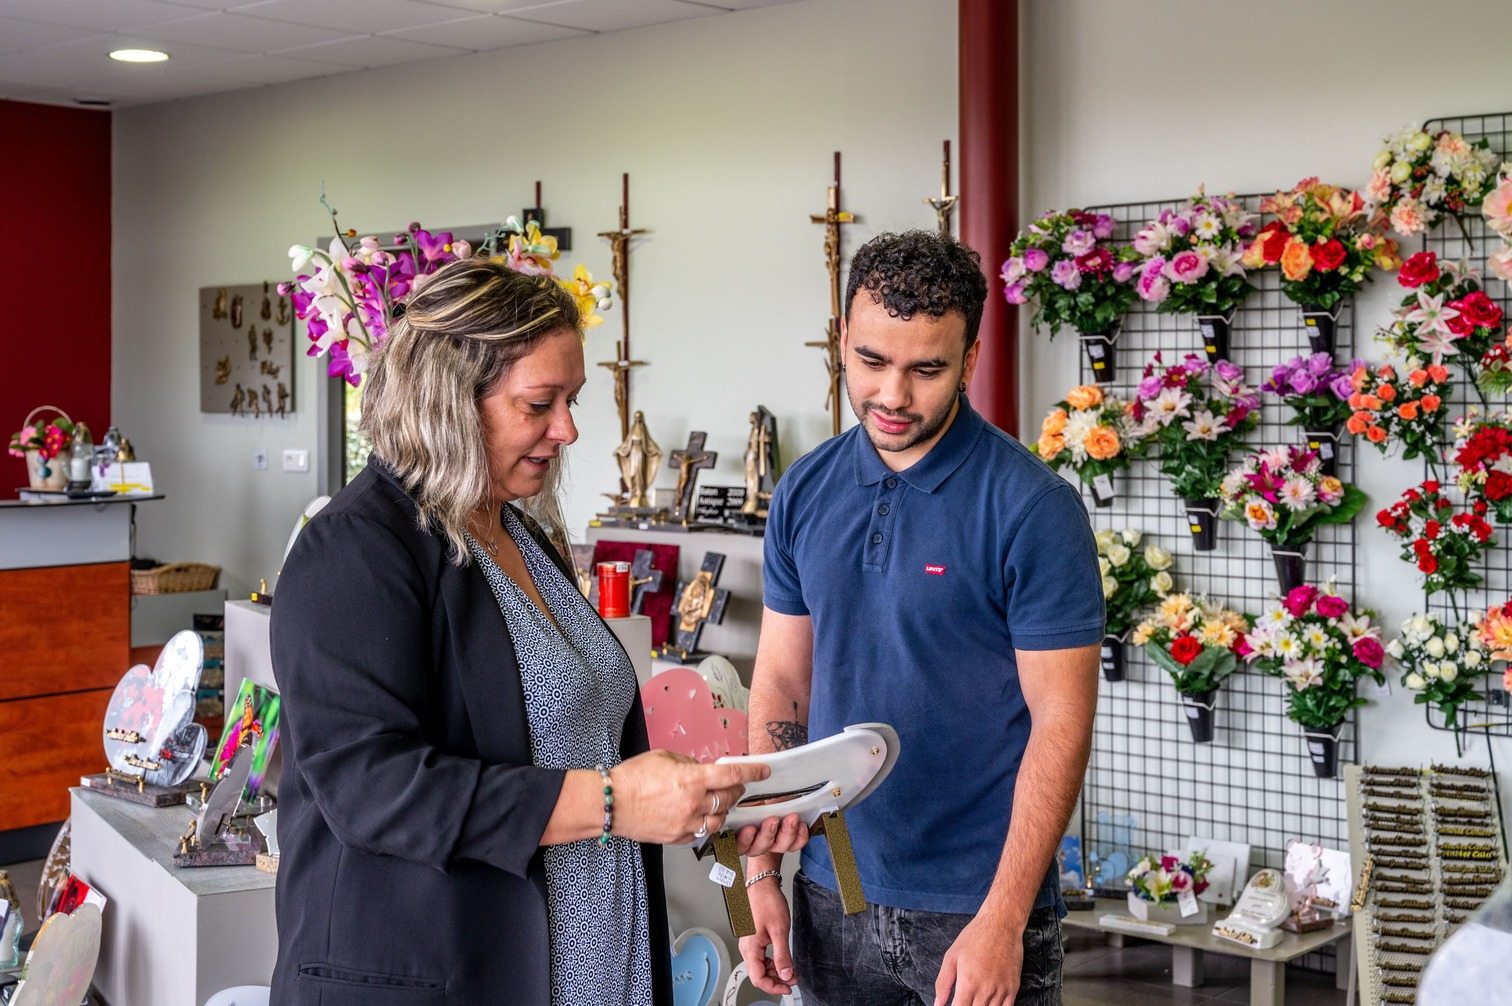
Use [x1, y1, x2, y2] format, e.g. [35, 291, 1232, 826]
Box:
[1365, 126, 1499, 238]
[1126, 851, 1215, 925]
[1376, 479, 1494, 596]
[8, 408, 76, 490]
[1476, 601, 1512, 693]
[1243, 178, 1402, 350]
[1131, 352, 1261, 550]
[284, 209, 611, 386]
[1132, 593, 1249, 742]
[1132, 190, 1257, 360]
[1377, 252, 1505, 395]
[1451, 408, 1512, 522]
[1096, 528, 1176, 681]
[1389, 612, 1490, 731]
[1344, 358, 1450, 466]
[1246, 584, 1386, 777]
[1031, 384, 1145, 506]
[1260, 352, 1361, 474]
[1219, 446, 1365, 593]
[1002, 208, 1140, 381]
[1482, 170, 1512, 285]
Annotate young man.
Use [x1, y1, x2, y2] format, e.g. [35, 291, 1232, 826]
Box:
[740, 231, 1102, 1006]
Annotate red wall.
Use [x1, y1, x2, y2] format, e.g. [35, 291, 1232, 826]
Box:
[0, 100, 111, 481]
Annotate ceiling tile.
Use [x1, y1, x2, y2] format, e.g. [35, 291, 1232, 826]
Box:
[271, 33, 468, 68]
[420, 0, 587, 10]
[0, 33, 243, 87]
[0, 15, 102, 54]
[502, 0, 718, 32]
[0, 0, 212, 31]
[683, 0, 801, 8]
[139, 12, 359, 53]
[379, 12, 587, 50]
[231, 0, 486, 33]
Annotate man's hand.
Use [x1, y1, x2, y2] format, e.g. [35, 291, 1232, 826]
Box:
[738, 877, 798, 996]
[933, 911, 1023, 1006]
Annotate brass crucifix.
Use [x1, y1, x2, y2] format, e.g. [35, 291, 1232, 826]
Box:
[807, 151, 858, 438]
[925, 139, 959, 237]
[597, 172, 650, 448]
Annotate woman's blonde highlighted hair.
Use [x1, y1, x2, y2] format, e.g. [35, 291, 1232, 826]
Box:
[360, 257, 580, 564]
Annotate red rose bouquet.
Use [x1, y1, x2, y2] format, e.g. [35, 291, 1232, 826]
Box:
[1377, 251, 1506, 398]
[1376, 479, 1494, 597]
[1451, 409, 1512, 522]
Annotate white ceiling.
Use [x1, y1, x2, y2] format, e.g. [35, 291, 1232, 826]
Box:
[0, 0, 797, 107]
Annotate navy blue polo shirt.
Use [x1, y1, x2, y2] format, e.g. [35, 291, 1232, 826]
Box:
[763, 397, 1103, 915]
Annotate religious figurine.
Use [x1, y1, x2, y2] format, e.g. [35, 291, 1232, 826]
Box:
[248, 327, 258, 361]
[261, 281, 272, 320]
[214, 355, 232, 385]
[230, 384, 245, 416]
[262, 384, 274, 416]
[276, 383, 290, 418]
[740, 406, 779, 517]
[670, 432, 717, 522]
[231, 294, 244, 329]
[614, 410, 662, 508]
[263, 327, 274, 355]
[212, 287, 228, 319]
[275, 295, 290, 326]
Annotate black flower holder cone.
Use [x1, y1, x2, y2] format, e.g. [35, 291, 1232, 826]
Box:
[1100, 632, 1128, 682]
[1302, 721, 1343, 778]
[1299, 304, 1340, 355]
[1195, 310, 1235, 364]
[1271, 541, 1308, 595]
[1078, 322, 1121, 385]
[1085, 472, 1117, 509]
[1180, 689, 1218, 743]
[1302, 427, 1341, 478]
[1182, 498, 1220, 551]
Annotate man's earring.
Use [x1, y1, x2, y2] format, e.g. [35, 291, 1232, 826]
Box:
[958, 381, 967, 393]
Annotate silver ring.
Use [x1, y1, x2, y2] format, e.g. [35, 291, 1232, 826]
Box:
[711, 792, 722, 815]
[694, 819, 709, 840]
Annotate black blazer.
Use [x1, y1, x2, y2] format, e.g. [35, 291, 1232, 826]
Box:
[269, 462, 671, 1006]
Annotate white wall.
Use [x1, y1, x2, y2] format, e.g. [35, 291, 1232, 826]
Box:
[112, 0, 957, 594]
[1022, 0, 1512, 770]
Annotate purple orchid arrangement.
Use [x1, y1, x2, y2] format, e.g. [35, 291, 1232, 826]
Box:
[281, 221, 472, 387]
[1260, 352, 1363, 432]
[1000, 208, 1142, 339]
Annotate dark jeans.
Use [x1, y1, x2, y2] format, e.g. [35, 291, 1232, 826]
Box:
[791, 871, 1063, 1006]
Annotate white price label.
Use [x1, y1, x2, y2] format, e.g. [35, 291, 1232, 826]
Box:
[1373, 678, 1393, 698]
[1178, 887, 1199, 917]
[1093, 474, 1114, 498]
[709, 863, 737, 888]
[1086, 342, 1105, 359]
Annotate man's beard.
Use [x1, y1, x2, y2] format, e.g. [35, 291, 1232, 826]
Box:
[852, 389, 959, 455]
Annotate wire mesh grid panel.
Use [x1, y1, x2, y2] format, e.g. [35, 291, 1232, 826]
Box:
[1072, 195, 1360, 890]
[1418, 111, 1512, 737]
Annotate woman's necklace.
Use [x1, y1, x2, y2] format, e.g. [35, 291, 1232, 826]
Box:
[472, 511, 503, 557]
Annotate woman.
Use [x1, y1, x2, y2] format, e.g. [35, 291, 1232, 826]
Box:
[270, 259, 802, 1006]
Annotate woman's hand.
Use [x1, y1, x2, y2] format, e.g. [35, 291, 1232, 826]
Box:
[611, 750, 770, 845]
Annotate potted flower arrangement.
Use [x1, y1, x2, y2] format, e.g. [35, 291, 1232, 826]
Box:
[1388, 612, 1490, 731]
[1031, 385, 1145, 507]
[1375, 252, 1505, 400]
[1451, 409, 1512, 522]
[1096, 529, 1176, 682]
[1132, 593, 1249, 742]
[1126, 851, 1215, 925]
[1245, 584, 1386, 778]
[8, 406, 76, 491]
[1002, 208, 1140, 382]
[1219, 446, 1364, 594]
[1364, 126, 1500, 239]
[284, 208, 610, 386]
[1243, 178, 1403, 352]
[1260, 353, 1362, 476]
[1131, 189, 1258, 361]
[1131, 353, 1261, 550]
[1344, 358, 1451, 471]
[1376, 480, 1495, 600]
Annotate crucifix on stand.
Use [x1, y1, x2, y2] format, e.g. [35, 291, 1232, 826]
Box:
[628, 549, 664, 615]
[807, 151, 859, 438]
[661, 552, 731, 661]
[669, 432, 718, 523]
[597, 172, 651, 465]
[925, 140, 958, 237]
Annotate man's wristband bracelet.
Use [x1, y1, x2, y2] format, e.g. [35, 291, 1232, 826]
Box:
[745, 869, 782, 889]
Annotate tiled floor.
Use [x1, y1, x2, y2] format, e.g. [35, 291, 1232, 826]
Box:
[1063, 931, 1351, 1005]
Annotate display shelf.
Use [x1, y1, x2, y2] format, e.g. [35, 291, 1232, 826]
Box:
[1075, 194, 1360, 899]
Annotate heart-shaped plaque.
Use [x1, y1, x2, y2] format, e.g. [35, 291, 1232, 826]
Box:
[642, 667, 748, 764]
[671, 927, 728, 1006]
[102, 630, 206, 787]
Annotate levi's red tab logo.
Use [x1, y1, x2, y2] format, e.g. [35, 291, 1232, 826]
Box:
[924, 564, 946, 576]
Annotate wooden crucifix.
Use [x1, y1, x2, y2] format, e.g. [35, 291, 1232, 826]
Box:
[522, 180, 573, 250]
[597, 172, 651, 446]
[669, 431, 718, 522]
[665, 552, 731, 660]
[807, 151, 859, 437]
[925, 139, 958, 237]
[629, 548, 664, 616]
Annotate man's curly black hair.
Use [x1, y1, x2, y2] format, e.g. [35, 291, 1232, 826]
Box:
[843, 230, 988, 351]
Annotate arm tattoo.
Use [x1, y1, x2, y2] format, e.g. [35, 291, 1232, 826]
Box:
[766, 702, 808, 751]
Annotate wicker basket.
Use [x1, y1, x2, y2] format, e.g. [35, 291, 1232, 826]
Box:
[130, 562, 221, 595]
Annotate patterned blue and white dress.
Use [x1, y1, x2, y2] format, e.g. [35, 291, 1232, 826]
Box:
[467, 508, 653, 1006]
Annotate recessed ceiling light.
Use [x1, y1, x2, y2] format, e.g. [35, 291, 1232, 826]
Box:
[109, 48, 169, 63]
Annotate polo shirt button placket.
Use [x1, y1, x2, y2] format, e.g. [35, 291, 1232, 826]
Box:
[865, 481, 896, 572]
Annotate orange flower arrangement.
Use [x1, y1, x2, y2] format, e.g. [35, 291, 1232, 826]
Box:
[1031, 384, 1146, 504]
[1345, 358, 1450, 464]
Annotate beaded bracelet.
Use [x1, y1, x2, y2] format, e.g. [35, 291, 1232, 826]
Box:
[596, 764, 614, 846]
